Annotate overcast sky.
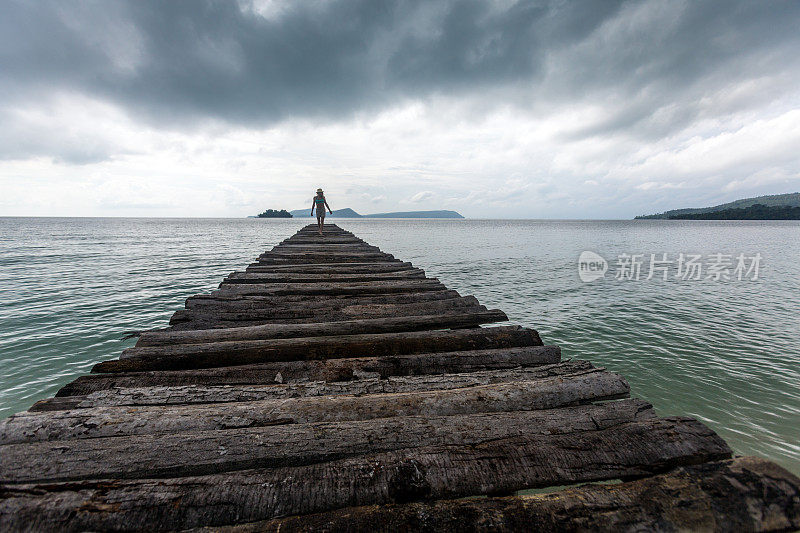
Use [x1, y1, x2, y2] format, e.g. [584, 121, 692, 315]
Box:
[2, 0, 799, 218]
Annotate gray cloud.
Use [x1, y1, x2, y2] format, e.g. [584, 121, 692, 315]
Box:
[555, 1, 800, 141]
[1, 0, 799, 174]
[0, 107, 125, 164]
[0, 1, 684, 127]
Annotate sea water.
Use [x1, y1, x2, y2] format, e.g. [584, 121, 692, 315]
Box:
[1, 217, 798, 474]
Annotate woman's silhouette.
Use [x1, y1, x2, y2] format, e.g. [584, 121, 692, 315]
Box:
[310, 188, 332, 235]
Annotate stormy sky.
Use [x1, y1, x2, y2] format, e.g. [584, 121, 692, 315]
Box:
[2, 0, 799, 218]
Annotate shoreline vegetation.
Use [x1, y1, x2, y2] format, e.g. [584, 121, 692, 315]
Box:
[669, 204, 800, 220]
[636, 192, 800, 219]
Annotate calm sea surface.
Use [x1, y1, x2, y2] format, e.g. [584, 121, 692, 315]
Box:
[1, 217, 798, 474]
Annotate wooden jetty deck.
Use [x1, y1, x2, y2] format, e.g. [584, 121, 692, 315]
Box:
[1, 224, 798, 531]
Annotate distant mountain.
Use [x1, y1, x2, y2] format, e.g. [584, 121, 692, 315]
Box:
[289, 208, 464, 218]
[364, 210, 464, 219]
[635, 192, 800, 219]
[289, 208, 362, 218]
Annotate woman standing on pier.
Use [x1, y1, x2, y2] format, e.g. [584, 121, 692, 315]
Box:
[311, 188, 332, 235]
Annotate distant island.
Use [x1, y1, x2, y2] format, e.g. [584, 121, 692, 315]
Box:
[256, 209, 292, 218]
[288, 208, 464, 219]
[636, 192, 800, 219]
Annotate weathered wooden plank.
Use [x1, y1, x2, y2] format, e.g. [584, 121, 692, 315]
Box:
[289, 226, 349, 230]
[274, 234, 358, 239]
[223, 270, 426, 284]
[284, 232, 358, 236]
[184, 291, 469, 310]
[256, 257, 397, 265]
[259, 249, 390, 256]
[272, 245, 380, 252]
[123, 325, 539, 361]
[34, 360, 585, 411]
[0, 416, 732, 530]
[277, 239, 362, 244]
[279, 237, 365, 243]
[228, 269, 424, 281]
[275, 243, 375, 248]
[291, 232, 352, 237]
[3, 400, 656, 482]
[182, 298, 474, 316]
[137, 311, 508, 346]
[284, 232, 359, 237]
[215, 279, 446, 295]
[294, 226, 348, 233]
[287, 228, 353, 233]
[257, 252, 395, 261]
[256, 256, 395, 263]
[1, 402, 730, 484]
[172, 293, 476, 325]
[97, 326, 542, 372]
[55, 346, 562, 396]
[260, 242, 386, 249]
[275, 243, 367, 248]
[287, 228, 353, 232]
[295, 224, 347, 229]
[184, 289, 462, 309]
[168, 310, 487, 328]
[219, 278, 442, 289]
[198, 457, 800, 533]
[167, 300, 488, 329]
[246, 262, 414, 273]
[279, 241, 366, 247]
[11, 368, 626, 438]
[2, 370, 629, 443]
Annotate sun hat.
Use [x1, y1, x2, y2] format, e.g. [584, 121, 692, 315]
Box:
[316, 188, 323, 193]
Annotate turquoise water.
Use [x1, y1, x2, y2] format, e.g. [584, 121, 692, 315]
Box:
[1, 217, 798, 474]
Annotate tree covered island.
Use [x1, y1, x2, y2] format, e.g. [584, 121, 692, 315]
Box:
[256, 209, 293, 218]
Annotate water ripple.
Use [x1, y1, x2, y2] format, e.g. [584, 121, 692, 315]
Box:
[0, 217, 798, 475]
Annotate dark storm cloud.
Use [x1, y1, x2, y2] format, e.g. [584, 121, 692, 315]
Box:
[0, 0, 620, 125]
[557, 1, 800, 141]
[1, 0, 799, 134]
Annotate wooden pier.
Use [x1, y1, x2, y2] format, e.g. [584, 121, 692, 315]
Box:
[1, 224, 798, 531]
